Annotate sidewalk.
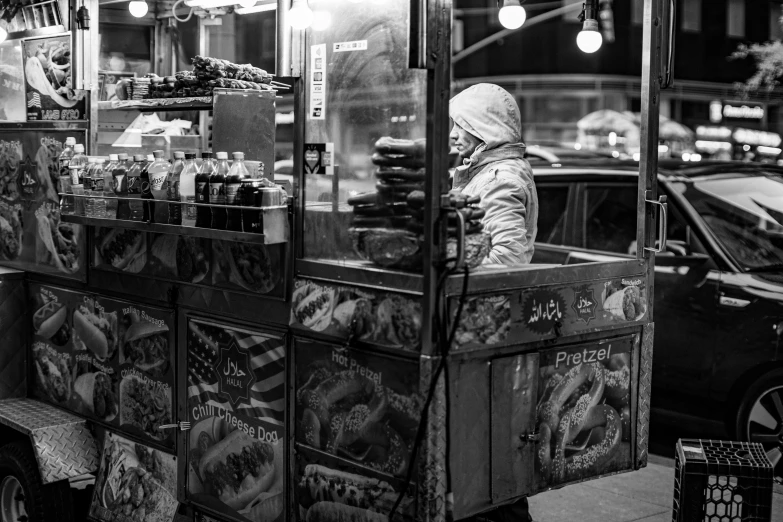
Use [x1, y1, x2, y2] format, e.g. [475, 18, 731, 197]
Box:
[528, 455, 783, 522]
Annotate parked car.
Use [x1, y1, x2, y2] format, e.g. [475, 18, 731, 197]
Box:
[532, 159, 783, 480]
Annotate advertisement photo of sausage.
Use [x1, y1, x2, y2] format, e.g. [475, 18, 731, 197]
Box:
[73, 304, 118, 360]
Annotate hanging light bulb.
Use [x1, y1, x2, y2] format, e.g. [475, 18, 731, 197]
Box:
[577, 18, 602, 53]
[0, 27, 7, 44]
[311, 10, 332, 31]
[498, 0, 526, 30]
[128, 0, 149, 17]
[237, 0, 256, 7]
[288, 0, 313, 29]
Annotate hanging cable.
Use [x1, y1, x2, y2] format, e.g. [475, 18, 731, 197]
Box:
[171, 0, 195, 23]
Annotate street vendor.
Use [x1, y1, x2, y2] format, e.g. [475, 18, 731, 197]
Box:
[450, 82, 538, 265]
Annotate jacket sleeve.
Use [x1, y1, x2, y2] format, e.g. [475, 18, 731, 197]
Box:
[478, 171, 533, 265]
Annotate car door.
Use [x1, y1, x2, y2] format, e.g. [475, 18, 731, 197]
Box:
[575, 179, 720, 418]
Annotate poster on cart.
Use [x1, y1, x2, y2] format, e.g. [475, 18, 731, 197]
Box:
[535, 337, 633, 488]
[0, 40, 27, 122]
[89, 431, 179, 522]
[28, 284, 175, 448]
[0, 129, 86, 280]
[22, 35, 86, 121]
[186, 318, 286, 522]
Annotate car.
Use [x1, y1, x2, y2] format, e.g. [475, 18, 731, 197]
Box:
[531, 158, 783, 481]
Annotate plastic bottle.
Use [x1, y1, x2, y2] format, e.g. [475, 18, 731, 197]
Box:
[226, 152, 249, 231]
[104, 154, 118, 219]
[148, 150, 170, 224]
[83, 161, 96, 217]
[91, 160, 106, 218]
[196, 152, 215, 228]
[58, 137, 75, 202]
[210, 152, 229, 230]
[180, 153, 198, 227]
[126, 155, 146, 221]
[114, 153, 131, 220]
[166, 152, 184, 225]
[69, 144, 88, 184]
[140, 154, 154, 222]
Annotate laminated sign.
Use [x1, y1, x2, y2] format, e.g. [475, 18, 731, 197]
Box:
[186, 318, 286, 522]
[22, 35, 85, 121]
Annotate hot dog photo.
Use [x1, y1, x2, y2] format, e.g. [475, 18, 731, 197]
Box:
[296, 344, 423, 478]
[73, 299, 118, 361]
[187, 416, 285, 522]
[89, 431, 178, 522]
[535, 338, 633, 488]
[31, 290, 71, 346]
[32, 341, 73, 405]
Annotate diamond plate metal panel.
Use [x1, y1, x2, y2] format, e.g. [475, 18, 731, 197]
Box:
[636, 323, 654, 469]
[0, 398, 99, 483]
[418, 356, 448, 522]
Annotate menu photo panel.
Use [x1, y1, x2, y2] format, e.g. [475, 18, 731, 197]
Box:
[186, 317, 286, 522]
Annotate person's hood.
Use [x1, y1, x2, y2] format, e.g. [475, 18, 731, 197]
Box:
[450, 83, 523, 154]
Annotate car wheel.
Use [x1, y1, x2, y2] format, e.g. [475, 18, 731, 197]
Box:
[0, 442, 73, 522]
[736, 369, 783, 484]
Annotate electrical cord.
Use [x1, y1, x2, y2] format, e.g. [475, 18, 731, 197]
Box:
[388, 261, 470, 520]
[171, 0, 194, 23]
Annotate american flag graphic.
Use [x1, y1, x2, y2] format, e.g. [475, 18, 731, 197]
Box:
[187, 319, 285, 425]
[27, 93, 41, 108]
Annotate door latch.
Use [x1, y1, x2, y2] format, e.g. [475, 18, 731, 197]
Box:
[644, 192, 668, 254]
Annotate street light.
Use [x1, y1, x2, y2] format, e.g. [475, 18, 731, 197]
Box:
[498, 0, 526, 30]
[577, 0, 602, 53]
[288, 0, 314, 29]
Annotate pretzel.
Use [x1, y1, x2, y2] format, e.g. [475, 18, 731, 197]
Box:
[562, 405, 622, 482]
[536, 363, 606, 482]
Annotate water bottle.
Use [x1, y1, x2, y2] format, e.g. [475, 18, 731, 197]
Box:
[91, 160, 106, 218]
[83, 161, 96, 217]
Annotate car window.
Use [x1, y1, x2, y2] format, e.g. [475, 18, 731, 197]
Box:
[535, 184, 569, 244]
[584, 185, 637, 254]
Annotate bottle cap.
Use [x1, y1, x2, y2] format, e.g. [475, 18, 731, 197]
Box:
[109, 154, 119, 161]
[65, 137, 76, 146]
[173, 151, 185, 159]
[133, 155, 146, 162]
[74, 144, 84, 153]
[202, 151, 213, 159]
[146, 155, 154, 161]
[118, 153, 129, 160]
[216, 152, 228, 160]
[185, 152, 197, 159]
[153, 150, 165, 158]
[232, 152, 244, 160]
[95, 159, 105, 164]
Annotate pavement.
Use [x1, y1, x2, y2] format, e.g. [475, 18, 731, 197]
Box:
[528, 454, 783, 522]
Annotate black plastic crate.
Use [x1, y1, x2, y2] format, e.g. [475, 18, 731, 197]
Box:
[672, 439, 774, 522]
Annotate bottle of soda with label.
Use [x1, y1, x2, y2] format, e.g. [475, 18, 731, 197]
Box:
[148, 150, 170, 224]
[104, 154, 118, 219]
[114, 153, 131, 220]
[180, 153, 198, 227]
[225, 152, 249, 231]
[167, 151, 185, 225]
[126, 155, 146, 221]
[140, 154, 154, 222]
[196, 152, 215, 228]
[210, 152, 229, 229]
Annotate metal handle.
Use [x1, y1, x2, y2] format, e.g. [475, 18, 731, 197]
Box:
[660, 0, 676, 89]
[454, 208, 466, 270]
[158, 422, 191, 431]
[408, 0, 428, 69]
[644, 194, 668, 253]
[519, 431, 540, 443]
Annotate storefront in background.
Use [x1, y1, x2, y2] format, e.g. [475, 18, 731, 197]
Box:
[695, 125, 782, 163]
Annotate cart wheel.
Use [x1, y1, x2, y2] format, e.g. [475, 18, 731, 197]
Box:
[736, 369, 783, 484]
[0, 442, 73, 522]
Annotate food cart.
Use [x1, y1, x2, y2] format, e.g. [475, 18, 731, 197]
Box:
[0, 0, 671, 521]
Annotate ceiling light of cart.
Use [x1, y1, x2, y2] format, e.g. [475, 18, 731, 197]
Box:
[289, 0, 313, 29]
[498, 0, 526, 30]
[235, 2, 276, 13]
[128, 0, 148, 17]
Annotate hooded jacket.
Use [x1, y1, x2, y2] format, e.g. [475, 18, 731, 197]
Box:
[450, 83, 538, 265]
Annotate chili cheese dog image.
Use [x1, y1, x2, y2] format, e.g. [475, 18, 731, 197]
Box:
[73, 305, 118, 360]
[199, 430, 276, 511]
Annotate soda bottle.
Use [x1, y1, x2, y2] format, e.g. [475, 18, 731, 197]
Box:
[114, 153, 131, 220]
[148, 150, 170, 224]
[104, 154, 118, 218]
[226, 152, 248, 231]
[126, 155, 146, 221]
[180, 153, 198, 227]
[83, 161, 96, 217]
[91, 160, 106, 218]
[196, 152, 215, 228]
[140, 154, 154, 222]
[58, 137, 75, 194]
[210, 152, 229, 230]
[167, 151, 185, 225]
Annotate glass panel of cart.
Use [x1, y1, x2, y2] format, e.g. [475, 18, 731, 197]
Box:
[185, 317, 286, 522]
[301, 0, 428, 269]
